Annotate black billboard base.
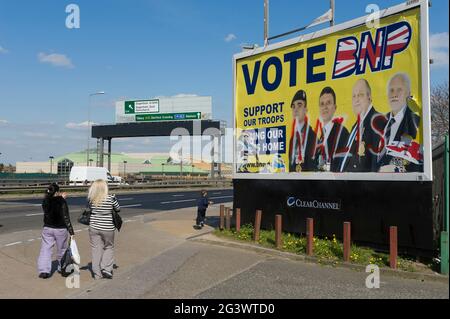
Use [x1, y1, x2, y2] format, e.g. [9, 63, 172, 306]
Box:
[233, 178, 435, 257]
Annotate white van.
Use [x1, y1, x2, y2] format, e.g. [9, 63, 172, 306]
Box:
[69, 166, 122, 185]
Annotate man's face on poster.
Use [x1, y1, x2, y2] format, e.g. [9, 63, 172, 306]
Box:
[352, 80, 371, 116]
[388, 75, 410, 114]
[291, 100, 307, 123]
[319, 93, 336, 124]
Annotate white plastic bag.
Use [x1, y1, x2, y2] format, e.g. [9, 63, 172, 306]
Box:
[70, 237, 81, 265]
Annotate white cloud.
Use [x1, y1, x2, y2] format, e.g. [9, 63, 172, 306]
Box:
[23, 132, 49, 138]
[38, 52, 74, 68]
[430, 32, 449, 68]
[154, 94, 199, 99]
[65, 121, 97, 130]
[0, 119, 8, 124]
[0, 46, 8, 54]
[225, 33, 237, 42]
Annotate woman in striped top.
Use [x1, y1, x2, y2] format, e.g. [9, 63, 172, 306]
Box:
[87, 180, 121, 280]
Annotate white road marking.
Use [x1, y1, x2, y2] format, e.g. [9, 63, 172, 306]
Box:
[74, 230, 83, 233]
[210, 196, 233, 200]
[172, 194, 185, 197]
[212, 192, 222, 195]
[28, 239, 35, 242]
[26, 213, 44, 217]
[5, 241, 22, 247]
[161, 199, 196, 204]
[118, 198, 134, 201]
[121, 204, 143, 208]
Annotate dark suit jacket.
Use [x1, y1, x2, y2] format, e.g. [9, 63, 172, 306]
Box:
[314, 121, 350, 172]
[341, 106, 387, 172]
[288, 124, 317, 172]
[377, 106, 422, 172]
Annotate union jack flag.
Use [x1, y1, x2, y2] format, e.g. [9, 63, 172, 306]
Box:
[384, 23, 411, 68]
[334, 37, 358, 78]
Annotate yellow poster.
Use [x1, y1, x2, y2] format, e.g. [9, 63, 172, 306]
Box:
[235, 7, 427, 177]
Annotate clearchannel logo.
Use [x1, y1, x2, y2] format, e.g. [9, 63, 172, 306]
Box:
[287, 197, 341, 211]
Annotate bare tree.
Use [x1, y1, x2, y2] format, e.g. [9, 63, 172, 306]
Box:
[431, 82, 449, 146]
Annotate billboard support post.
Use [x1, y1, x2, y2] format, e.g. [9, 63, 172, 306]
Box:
[441, 135, 449, 275]
[330, 0, 335, 26]
[264, 0, 269, 46]
[275, 214, 282, 249]
[390, 226, 398, 269]
[306, 218, 314, 256]
[343, 222, 351, 262]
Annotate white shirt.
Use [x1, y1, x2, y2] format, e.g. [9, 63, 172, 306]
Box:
[292, 119, 305, 163]
[386, 105, 406, 145]
[323, 121, 334, 144]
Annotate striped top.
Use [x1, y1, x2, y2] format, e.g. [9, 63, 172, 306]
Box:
[89, 194, 120, 232]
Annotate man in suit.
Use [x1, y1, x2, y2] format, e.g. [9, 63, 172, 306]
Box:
[314, 87, 350, 172]
[340, 79, 387, 172]
[377, 73, 422, 173]
[288, 90, 317, 172]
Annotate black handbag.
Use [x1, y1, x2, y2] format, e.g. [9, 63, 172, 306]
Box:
[111, 195, 122, 231]
[60, 246, 74, 277]
[78, 202, 91, 226]
[112, 210, 123, 231]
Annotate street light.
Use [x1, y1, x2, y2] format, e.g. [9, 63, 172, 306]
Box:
[161, 163, 165, 177]
[89, 159, 94, 167]
[87, 91, 105, 166]
[49, 156, 54, 174]
[123, 161, 127, 177]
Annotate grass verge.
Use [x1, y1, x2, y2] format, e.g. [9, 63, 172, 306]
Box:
[213, 224, 437, 273]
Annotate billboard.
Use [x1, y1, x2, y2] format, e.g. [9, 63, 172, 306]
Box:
[116, 95, 212, 123]
[233, 1, 431, 181]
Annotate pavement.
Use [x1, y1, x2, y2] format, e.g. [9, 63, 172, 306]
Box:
[0, 199, 448, 299]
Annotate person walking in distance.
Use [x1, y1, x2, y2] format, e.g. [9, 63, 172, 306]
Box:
[87, 179, 121, 279]
[196, 190, 213, 229]
[37, 183, 75, 279]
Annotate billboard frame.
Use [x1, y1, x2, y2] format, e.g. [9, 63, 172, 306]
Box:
[232, 0, 432, 182]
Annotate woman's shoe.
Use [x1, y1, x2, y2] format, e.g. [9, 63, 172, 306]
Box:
[101, 270, 113, 279]
[38, 273, 50, 279]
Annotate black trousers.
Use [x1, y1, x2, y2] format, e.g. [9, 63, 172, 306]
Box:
[196, 209, 206, 226]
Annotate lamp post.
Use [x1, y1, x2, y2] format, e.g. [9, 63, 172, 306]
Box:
[123, 161, 127, 177]
[49, 156, 54, 174]
[162, 163, 165, 177]
[87, 91, 105, 166]
[89, 159, 93, 167]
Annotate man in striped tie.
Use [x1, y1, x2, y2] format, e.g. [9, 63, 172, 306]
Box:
[377, 73, 422, 173]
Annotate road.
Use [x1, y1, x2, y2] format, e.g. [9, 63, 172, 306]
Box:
[0, 189, 233, 235]
[0, 188, 448, 300]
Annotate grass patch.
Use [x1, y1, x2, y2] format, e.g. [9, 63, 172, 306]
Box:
[213, 224, 434, 273]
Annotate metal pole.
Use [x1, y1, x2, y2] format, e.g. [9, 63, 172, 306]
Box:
[330, 0, 335, 26]
[108, 138, 112, 172]
[441, 135, 449, 275]
[264, 0, 269, 46]
[445, 135, 449, 237]
[87, 94, 91, 166]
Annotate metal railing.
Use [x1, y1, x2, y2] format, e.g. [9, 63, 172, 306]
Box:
[0, 179, 233, 194]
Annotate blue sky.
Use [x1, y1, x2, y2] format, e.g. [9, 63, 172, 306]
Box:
[0, 0, 448, 164]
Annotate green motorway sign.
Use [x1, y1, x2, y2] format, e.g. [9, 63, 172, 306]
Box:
[135, 112, 201, 122]
[125, 100, 159, 114]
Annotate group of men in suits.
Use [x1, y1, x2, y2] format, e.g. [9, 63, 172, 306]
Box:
[288, 73, 423, 173]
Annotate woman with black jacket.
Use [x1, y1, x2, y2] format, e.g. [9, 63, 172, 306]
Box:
[37, 183, 75, 279]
